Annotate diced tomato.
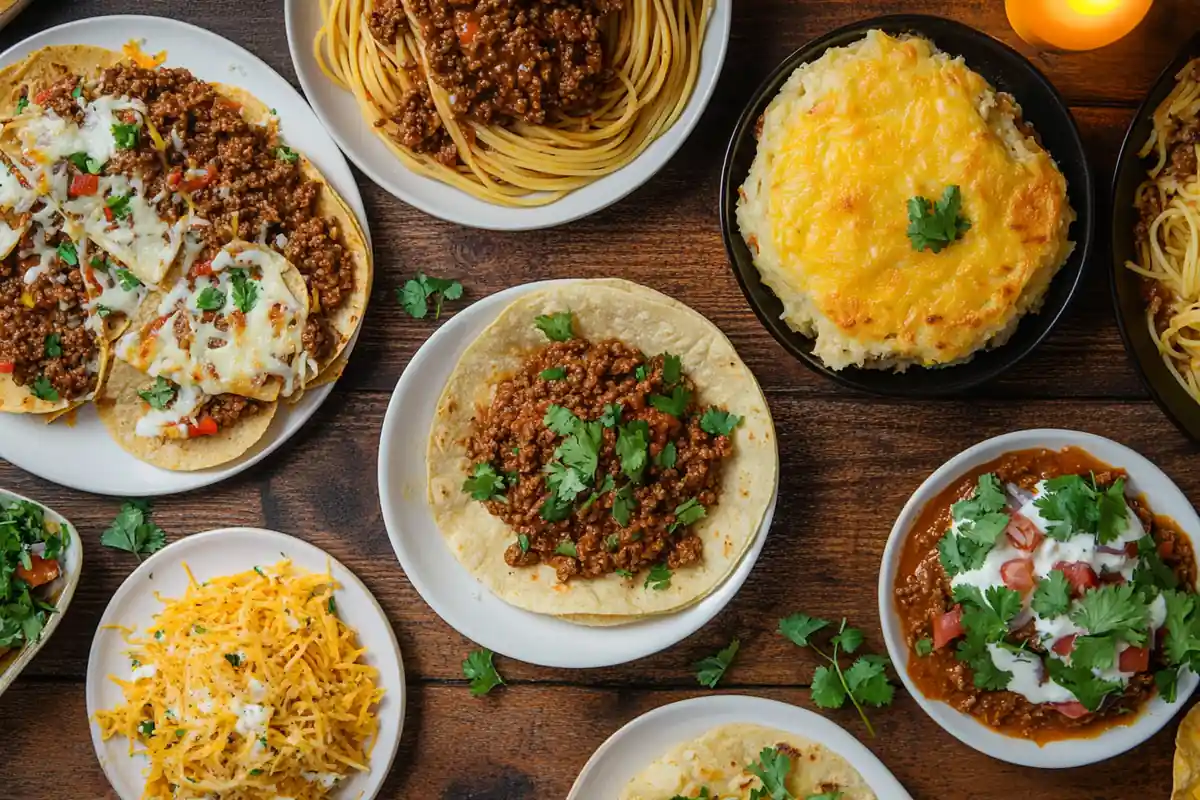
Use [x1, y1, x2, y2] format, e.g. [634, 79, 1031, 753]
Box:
[16, 553, 59, 588]
[166, 168, 182, 189]
[145, 313, 172, 338]
[1050, 701, 1090, 719]
[1053, 561, 1099, 597]
[1004, 513, 1044, 551]
[457, 14, 481, 46]
[187, 416, 219, 438]
[68, 173, 99, 198]
[1118, 646, 1149, 673]
[0, 361, 13, 374]
[188, 260, 213, 279]
[33, 88, 50, 105]
[103, 205, 114, 222]
[933, 606, 964, 650]
[1001, 558, 1035, 592]
[1052, 634, 1077, 657]
[1159, 538, 1176, 559]
[1125, 541, 1140, 558]
[180, 166, 214, 193]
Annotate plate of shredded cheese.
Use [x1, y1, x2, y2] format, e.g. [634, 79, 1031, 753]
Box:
[85, 527, 405, 800]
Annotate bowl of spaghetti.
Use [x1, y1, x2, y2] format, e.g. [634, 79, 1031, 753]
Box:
[287, 0, 729, 229]
[1113, 34, 1200, 440]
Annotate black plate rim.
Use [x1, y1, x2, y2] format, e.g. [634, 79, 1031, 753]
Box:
[719, 13, 1095, 398]
[1109, 33, 1200, 442]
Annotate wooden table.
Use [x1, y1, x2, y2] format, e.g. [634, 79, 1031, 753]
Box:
[3, 1, 1200, 798]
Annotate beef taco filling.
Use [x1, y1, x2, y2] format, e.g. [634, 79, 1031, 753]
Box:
[0, 223, 100, 403]
[895, 447, 1200, 743]
[17, 62, 354, 364]
[462, 312, 743, 584]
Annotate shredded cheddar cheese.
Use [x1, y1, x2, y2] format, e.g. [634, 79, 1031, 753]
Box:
[122, 40, 168, 69]
[93, 561, 383, 800]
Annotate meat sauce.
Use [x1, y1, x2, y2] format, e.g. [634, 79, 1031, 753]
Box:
[894, 447, 1196, 743]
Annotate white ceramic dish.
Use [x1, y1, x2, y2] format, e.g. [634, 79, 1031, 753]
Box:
[86, 527, 405, 800]
[567, 695, 913, 799]
[0, 15, 369, 497]
[377, 280, 777, 668]
[878, 429, 1200, 768]
[0, 487, 83, 699]
[284, 0, 730, 230]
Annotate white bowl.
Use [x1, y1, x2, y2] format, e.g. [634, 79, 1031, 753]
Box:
[377, 280, 778, 668]
[877, 428, 1200, 768]
[284, 0, 730, 230]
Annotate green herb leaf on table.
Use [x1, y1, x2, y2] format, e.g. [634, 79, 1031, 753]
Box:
[810, 665, 847, 709]
[397, 272, 464, 319]
[693, 638, 739, 688]
[845, 654, 894, 707]
[534, 310, 574, 341]
[777, 613, 829, 647]
[100, 501, 167, 560]
[906, 184, 970, 253]
[831, 626, 863, 654]
[462, 648, 504, 696]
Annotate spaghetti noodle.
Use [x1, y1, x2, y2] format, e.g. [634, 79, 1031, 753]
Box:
[1126, 58, 1200, 402]
[315, 0, 711, 206]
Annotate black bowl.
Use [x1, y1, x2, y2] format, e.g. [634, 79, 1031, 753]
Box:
[719, 14, 1094, 397]
[1111, 34, 1200, 442]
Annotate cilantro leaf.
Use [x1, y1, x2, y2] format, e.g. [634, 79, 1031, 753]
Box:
[1097, 478, 1129, 544]
[462, 462, 508, 502]
[275, 145, 299, 163]
[100, 501, 167, 560]
[599, 403, 622, 428]
[544, 462, 588, 508]
[137, 376, 177, 411]
[612, 484, 636, 527]
[1034, 475, 1101, 541]
[1156, 667, 1181, 703]
[397, 272, 464, 319]
[195, 286, 226, 312]
[43, 333, 61, 358]
[15, 96, 28, 114]
[810, 665, 847, 709]
[915, 638, 933, 657]
[554, 421, 603, 481]
[229, 268, 258, 314]
[747, 747, 794, 800]
[1161, 590, 1200, 667]
[778, 614, 829, 647]
[655, 441, 677, 469]
[670, 497, 706, 532]
[644, 563, 671, 590]
[1070, 583, 1149, 646]
[67, 151, 103, 175]
[1071, 634, 1117, 672]
[540, 366, 565, 381]
[660, 353, 682, 386]
[462, 648, 504, 696]
[517, 534, 530, 553]
[111, 122, 139, 150]
[954, 635, 1012, 690]
[832, 626, 863, 654]
[1031, 569, 1071, 618]
[906, 184, 970, 253]
[845, 654, 894, 707]
[544, 404, 580, 436]
[700, 407, 742, 437]
[649, 385, 691, 417]
[113, 267, 141, 291]
[615, 420, 649, 483]
[950, 473, 1007, 520]
[693, 638, 739, 688]
[554, 540, 577, 558]
[106, 193, 132, 220]
[55, 241, 78, 267]
[1045, 658, 1122, 712]
[30, 376, 58, 402]
[534, 311, 574, 341]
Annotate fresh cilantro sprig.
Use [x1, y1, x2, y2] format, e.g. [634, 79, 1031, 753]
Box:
[693, 638, 739, 688]
[100, 500, 168, 560]
[906, 185, 970, 253]
[747, 747, 794, 800]
[938, 473, 1010, 577]
[137, 376, 177, 411]
[950, 583, 1021, 690]
[534, 311, 574, 341]
[1069, 583, 1149, 647]
[0, 499, 67, 651]
[700, 407, 741, 437]
[462, 648, 504, 696]
[1034, 474, 1129, 543]
[398, 272, 464, 319]
[777, 614, 893, 736]
[463, 462, 510, 502]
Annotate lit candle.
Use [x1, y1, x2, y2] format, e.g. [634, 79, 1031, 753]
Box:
[1005, 0, 1154, 51]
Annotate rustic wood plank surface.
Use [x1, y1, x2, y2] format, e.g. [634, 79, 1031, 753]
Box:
[3, 1, 1200, 799]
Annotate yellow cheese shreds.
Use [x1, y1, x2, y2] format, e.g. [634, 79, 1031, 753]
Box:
[122, 40, 168, 69]
[93, 560, 384, 800]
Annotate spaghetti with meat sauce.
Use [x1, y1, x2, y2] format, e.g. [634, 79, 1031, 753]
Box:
[895, 447, 1198, 742]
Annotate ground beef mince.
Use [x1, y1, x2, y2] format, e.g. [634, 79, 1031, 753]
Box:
[376, 0, 623, 164]
[465, 337, 735, 583]
[53, 64, 355, 361]
[203, 393, 263, 429]
[0, 230, 98, 403]
[894, 446, 1199, 743]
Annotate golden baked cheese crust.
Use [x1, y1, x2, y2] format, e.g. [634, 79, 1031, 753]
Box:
[737, 31, 1075, 370]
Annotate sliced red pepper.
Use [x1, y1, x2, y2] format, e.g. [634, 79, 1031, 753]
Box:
[103, 205, 114, 223]
[68, 173, 99, 198]
[166, 168, 182, 189]
[0, 361, 13, 374]
[180, 166, 214, 193]
[1050, 701, 1090, 719]
[933, 606, 964, 650]
[1118, 646, 1149, 673]
[16, 553, 59, 588]
[187, 416, 219, 438]
[33, 88, 51, 105]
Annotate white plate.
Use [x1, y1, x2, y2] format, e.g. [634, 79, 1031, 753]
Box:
[878, 429, 1200, 768]
[0, 15, 369, 497]
[0, 487, 83, 699]
[377, 280, 777, 668]
[285, 0, 730, 230]
[86, 527, 405, 800]
[567, 695, 913, 799]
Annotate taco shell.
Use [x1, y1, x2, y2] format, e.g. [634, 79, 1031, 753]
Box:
[427, 279, 777, 622]
[620, 724, 876, 800]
